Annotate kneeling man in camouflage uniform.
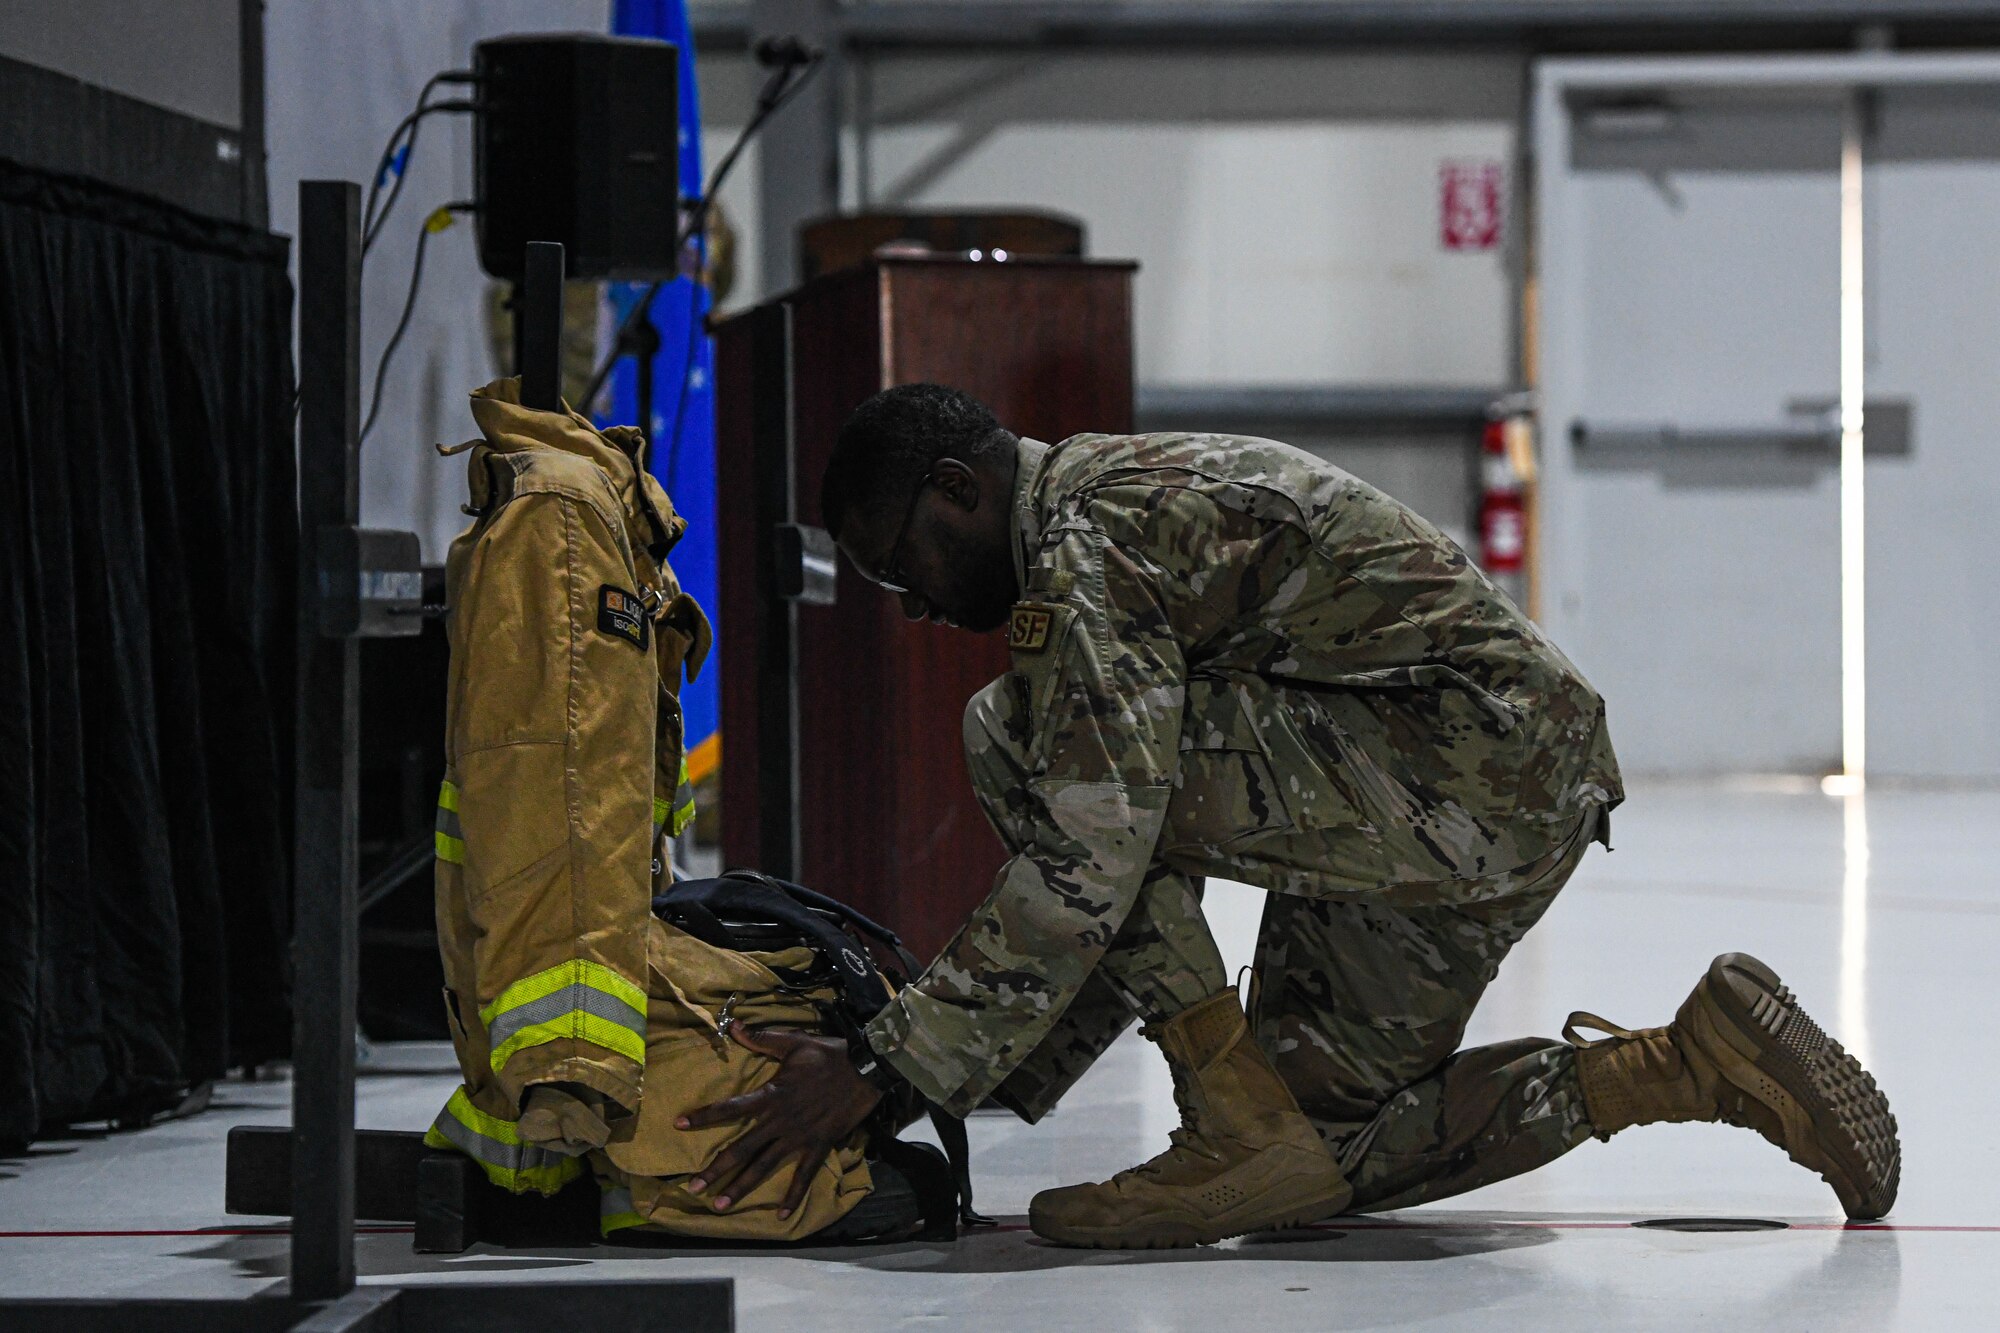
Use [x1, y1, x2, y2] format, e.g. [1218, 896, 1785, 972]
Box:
[681, 384, 1900, 1248]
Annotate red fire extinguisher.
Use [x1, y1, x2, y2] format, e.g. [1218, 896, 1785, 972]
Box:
[1479, 418, 1526, 576]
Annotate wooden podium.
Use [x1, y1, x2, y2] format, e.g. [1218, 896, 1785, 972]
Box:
[714, 256, 1136, 961]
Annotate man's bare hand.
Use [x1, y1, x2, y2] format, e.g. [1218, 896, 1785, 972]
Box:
[676, 1026, 884, 1218]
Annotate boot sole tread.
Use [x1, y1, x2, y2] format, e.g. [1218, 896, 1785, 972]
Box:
[1704, 952, 1901, 1220]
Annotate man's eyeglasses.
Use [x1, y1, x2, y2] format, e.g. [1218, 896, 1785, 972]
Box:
[876, 475, 931, 594]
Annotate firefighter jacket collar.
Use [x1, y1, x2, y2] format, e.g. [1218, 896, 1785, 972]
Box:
[464, 378, 687, 559]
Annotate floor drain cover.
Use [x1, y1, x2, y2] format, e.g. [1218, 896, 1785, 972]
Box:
[1634, 1218, 1789, 1232]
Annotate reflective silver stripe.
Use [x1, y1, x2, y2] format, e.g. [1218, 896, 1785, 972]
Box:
[601, 1186, 636, 1219]
[484, 982, 648, 1052]
[429, 1106, 574, 1177]
[435, 803, 463, 841]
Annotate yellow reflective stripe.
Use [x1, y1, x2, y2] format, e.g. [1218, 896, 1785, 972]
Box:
[652, 795, 670, 833]
[478, 960, 647, 1075]
[435, 780, 464, 863]
[599, 1185, 649, 1235]
[670, 756, 696, 836]
[480, 959, 645, 1027]
[425, 1087, 585, 1196]
[436, 1084, 523, 1144]
[489, 1011, 646, 1072]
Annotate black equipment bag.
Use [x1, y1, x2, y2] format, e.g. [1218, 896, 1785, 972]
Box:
[653, 870, 994, 1240]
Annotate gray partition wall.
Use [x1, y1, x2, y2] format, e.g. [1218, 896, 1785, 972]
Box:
[1535, 54, 2000, 781]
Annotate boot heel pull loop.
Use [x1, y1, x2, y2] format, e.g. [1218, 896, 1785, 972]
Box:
[1562, 1010, 1637, 1046]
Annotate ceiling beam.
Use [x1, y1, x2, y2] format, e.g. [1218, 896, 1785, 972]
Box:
[691, 1, 2000, 53]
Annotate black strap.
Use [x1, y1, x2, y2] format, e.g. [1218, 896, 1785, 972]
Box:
[636, 484, 675, 562]
[654, 874, 893, 1019]
[657, 870, 922, 984]
[617, 435, 678, 563]
[927, 1105, 994, 1230]
[717, 870, 923, 977]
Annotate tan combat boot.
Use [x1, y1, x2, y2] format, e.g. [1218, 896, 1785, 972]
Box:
[1566, 951, 1900, 1219]
[1029, 989, 1352, 1248]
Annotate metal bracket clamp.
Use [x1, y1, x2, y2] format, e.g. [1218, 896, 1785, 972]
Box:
[774, 523, 838, 605]
[316, 525, 423, 638]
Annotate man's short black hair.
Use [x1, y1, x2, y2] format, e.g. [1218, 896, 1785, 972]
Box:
[820, 383, 1013, 541]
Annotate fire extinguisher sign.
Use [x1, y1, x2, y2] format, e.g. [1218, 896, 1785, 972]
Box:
[1440, 161, 1505, 252]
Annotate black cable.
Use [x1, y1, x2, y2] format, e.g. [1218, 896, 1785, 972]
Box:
[580, 52, 826, 413]
[364, 105, 453, 251]
[359, 203, 474, 445]
[358, 218, 434, 445]
[362, 86, 477, 255]
[362, 73, 446, 242]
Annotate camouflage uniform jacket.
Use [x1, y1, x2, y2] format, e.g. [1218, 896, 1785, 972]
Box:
[864, 433, 1623, 1115]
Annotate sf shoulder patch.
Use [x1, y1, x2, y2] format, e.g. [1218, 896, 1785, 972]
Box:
[598, 585, 650, 651]
[1009, 604, 1055, 653]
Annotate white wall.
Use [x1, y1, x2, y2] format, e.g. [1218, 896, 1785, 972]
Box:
[700, 49, 1519, 390]
[873, 119, 1514, 389]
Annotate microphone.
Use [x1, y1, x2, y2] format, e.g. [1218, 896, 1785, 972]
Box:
[753, 34, 821, 68]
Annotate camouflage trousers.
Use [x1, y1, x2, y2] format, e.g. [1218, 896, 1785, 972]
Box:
[968, 674, 1602, 1213]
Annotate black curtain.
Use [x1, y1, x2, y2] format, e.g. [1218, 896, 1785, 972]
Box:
[0, 158, 297, 1144]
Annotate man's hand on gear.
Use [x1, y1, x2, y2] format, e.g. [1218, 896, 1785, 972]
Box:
[677, 1025, 884, 1218]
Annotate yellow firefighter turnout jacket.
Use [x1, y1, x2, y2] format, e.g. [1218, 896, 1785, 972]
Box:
[426, 379, 708, 1193]
[423, 381, 874, 1239]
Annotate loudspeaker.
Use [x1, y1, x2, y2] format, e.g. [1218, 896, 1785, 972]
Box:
[473, 33, 679, 281]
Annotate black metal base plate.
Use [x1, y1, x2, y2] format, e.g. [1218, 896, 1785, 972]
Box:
[0, 1280, 733, 1333]
[225, 1126, 600, 1253]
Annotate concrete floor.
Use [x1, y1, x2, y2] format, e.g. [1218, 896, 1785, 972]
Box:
[1, 779, 1991, 1329]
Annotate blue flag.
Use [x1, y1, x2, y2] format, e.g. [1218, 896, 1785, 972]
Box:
[605, 0, 720, 791]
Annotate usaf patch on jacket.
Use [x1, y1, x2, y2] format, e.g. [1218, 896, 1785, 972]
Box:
[598, 585, 650, 651]
[1009, 604, 1056, 653]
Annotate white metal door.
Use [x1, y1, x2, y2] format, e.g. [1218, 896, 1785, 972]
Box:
[1537, 82, 1845, 774]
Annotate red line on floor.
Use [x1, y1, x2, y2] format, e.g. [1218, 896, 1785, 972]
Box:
[1305, 1221, 2000, 1234]
[1304, 1216, 2000, 1232]
[0, 1226, 416, 1239]
[978, 1221, 2000, 1235]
